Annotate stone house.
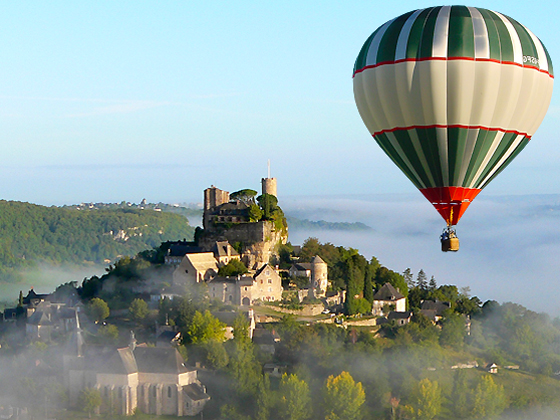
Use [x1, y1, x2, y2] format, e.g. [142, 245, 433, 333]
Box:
[172, 252, 218, 286]
[387, 311, 413, 326]
[372, 283, 406, 316]
[420, 300, 451, 322]
[207, 263, 283, 306]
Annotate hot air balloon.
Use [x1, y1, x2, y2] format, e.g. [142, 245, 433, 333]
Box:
[353, 6, 554, 251]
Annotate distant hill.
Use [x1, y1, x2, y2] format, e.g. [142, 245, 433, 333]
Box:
[285, 216, 372, 232]
[0, 200, 195, 279]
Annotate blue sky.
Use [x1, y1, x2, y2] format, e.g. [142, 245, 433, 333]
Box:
[1, 1, 559, 205]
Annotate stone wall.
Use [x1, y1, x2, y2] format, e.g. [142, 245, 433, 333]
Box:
[199, 221, 287, 269]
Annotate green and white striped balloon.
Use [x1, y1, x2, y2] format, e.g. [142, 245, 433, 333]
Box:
[353, 6, 553, 225]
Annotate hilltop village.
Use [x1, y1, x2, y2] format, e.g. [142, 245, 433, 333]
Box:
[1, 178, 560, 419]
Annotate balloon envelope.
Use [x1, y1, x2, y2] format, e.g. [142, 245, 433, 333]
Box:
[353, 6, 554, 225]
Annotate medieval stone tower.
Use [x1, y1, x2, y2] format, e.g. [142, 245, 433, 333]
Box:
[311, 255, 328, 296]
[261, 160, 277, 197]
[203, 185, 230, 229]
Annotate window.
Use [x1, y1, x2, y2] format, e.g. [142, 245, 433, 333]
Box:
[244, 287, 248, 291]
[153, 387, 157, 398]
[118, 388, 122, 398]
[260, 280, 263, 284]
[168, 386, 172, 398]
[268, 279, 272, 284]
[266, 270, 270, 276]
[229, 295, 233, 301]
[269, 287, 272, 292]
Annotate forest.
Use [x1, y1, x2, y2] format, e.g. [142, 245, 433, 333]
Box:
[0, 200, 195, 281]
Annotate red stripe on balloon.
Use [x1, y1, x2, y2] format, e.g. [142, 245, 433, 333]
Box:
[353, 57, 554, 79]
[372, 125, 531, 140]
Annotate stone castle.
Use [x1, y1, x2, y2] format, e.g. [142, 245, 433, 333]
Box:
[197, 176, 287, 270]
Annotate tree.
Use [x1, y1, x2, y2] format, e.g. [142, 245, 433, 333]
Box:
[471, 376, 507, 419]
[403, 268, 414, 289]
[255, 374, 271, 420]
[129, 298, 149, 321]
[411, 378, 442, 420]
[451, 370, 470, 418]
[439, 313, 466, 349]
[323, 371, 366, 420]
[256, 193, 278, 220]
[98, 324, 119, 343]
[416, 270, 428, 291]
[278, 373, 312, 420]
[428, 276, 437, 291]
[79, 388, 102, 418]
[364, 264, 374, 304]
[203, 340, 229, 370]
[187, 310, 226, 344]
[230, 189, 258, 205]
[218, 259, 249, 277]
[248, 203, 263, 222]
[87, 297, 110, 323]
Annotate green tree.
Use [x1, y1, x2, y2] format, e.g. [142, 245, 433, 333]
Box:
[187, 310, 226, 344]
[364, 264, 374, 304]
[451, 370, 470, 418]
[403, 268, 414, 289]
[255, 374, 271, 420]
[428, 276, 437, 291]
[218, 259, 249, 277]
[129, 298, 149, 321]
[278, 373, 312, 420]
[439, 313, 466, 349]
[79, 388, 102, 418]
[248, 203, 263, 222]
[257, 193, 278, 220]
[416, 270, 428, 291]
[230, 189, 258, 205]
[98, 324, 119, 344]
[323, 371, 366, 420]
[471, 376, 507, 419]
[411, 378, 442, 420]
[87, 297, 110, 323]
[203, 341, 229, 370]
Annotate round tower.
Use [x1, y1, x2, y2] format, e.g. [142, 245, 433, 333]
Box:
[261, 177, 277, 197]
[311, 255, 328, 297]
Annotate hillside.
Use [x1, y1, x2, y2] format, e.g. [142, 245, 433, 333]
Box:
[0, 200, 195, 279]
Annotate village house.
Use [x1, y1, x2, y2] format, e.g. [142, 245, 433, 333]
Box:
[207, 263, 283, 306]
[172, 252, 219, 286]
[372, 283, 407, 316]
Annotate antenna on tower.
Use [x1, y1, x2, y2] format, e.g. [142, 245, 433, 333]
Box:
[267, 159, 271, 178]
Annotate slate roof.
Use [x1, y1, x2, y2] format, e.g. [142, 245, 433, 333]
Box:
[98, 347, 138, 375]
[183, 383, 210, 401]
[134, 347, 193, 374]
[27, 311, 52, 326]
[213, 241, 239, 257]
[23, 290, 49, 305]
[373, 283, 404, 301]
[291, 263, 312, 272]
[387, 311, 413, 320]
[421, 300, 451, 315]
[169, 244, 203, 257]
